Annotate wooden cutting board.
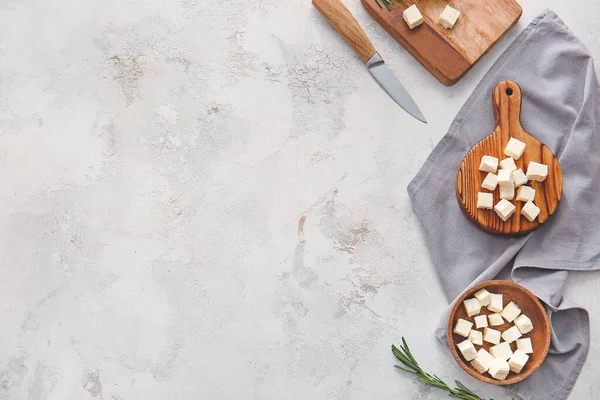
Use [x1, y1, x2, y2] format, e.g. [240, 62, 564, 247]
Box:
[361, 0, 522, 85]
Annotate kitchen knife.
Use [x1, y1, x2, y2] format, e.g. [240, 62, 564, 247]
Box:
[312, 0, 427, 123]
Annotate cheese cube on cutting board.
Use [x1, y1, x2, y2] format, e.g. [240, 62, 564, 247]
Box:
[497, 169, 513, 186]
[490, 341, 513, 360]
[483, 327, 501, 345]
[517, 337, 533, 354]
[474, 289, 491, 306]
[479, 156, 498, 173]
[464, 298, 482, 317]
[403, 5, 424, 29]
[508, 349, 529, 373]
[522, 201, 540, 222]
[489, 358, 510, 380]
[457, 339, 478, 361]
[526, 161, 548, 182]
[500, 158, 517, 172]
[504, 137, 526, 159]
[438, 5, 460, 29]
[454, 318, 473, 337]
[481, 173, 498, 191]
[516, 186, 535, 202]
[469, 329, 483, 346]
[470, 348, 495, 373]
[474, 314, 488, 329]
[501, 301, 522, 322]
[501, 325, 523, 343]
[499, 184, 514, 200]
[488, 313, 504, 326]
[513, 169, 528, 187]
[494, 199, 516, 221]
[514, 314, 534, 334]
[477, 192, 493, 209]
[487, 293, 503, 313]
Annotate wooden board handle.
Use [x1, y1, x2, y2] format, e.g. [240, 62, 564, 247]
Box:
[492, 80, 523, 133]
[312, 0, 377, 63]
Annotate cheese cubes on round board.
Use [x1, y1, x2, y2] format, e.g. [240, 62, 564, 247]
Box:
[476, 137, 549, 223]
[454, 287, 535, 381]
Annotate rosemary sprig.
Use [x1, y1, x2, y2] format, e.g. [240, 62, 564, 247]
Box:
[392, 337, 486, 400]
[375, 0, 401, 12]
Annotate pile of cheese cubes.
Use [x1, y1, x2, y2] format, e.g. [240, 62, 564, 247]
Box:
[453, 288, 534, 381]
[477, 137, 548, 222]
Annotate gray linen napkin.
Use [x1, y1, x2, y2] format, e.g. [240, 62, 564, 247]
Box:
[408, 10, 599, 400]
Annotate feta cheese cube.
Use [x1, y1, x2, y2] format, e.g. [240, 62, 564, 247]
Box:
[516, 337, 533, 354]
[497, 169, 514, 186]
[516, 185, 536, 202]
[504, 137, 526, 159]
[513, 169, 528, 187]
[479, 155, 498, 173]
[501, 301, 522, 322]
[500, 158, 517, 172]
[494, 199, 516, 221]
[483, 327, 501, 345]
[470, 348, 495, 373]
[438, 5, 460, 29]
[487, 293, 503, 313]
[481, 173, 498, 191]
[477, 192, 494, 210]
[521, 201, 540, 222]
[474, 289, 491, 306]
[499, 184, 514, 200]
[508, 349, 529, 373]
[526, 161, 548, 182]
[454, 318, 473, 337]
[514, 314, 534, 334]
[469, 329, 483, 346]
[501, 325, 523, 343]
[402, 4, 424, 29]
[488, 313, 504, 326]
[489, 358, 510, 380]
[457, 339, 478, 361]
[464, 298, 482, 317]
[490, 341, 513, 361]
[474, 315, 488, 329]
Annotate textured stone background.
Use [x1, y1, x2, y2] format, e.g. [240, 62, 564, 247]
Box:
[1, 0, 599, 399]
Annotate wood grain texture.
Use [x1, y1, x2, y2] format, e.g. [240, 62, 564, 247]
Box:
[361, 0, 522, 85]
[313, 0, 377, 62]
[447, 280, 551, 385]
[456, 81, 563, 235]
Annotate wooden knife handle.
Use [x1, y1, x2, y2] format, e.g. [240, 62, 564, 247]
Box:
[312, 0, 377, 62]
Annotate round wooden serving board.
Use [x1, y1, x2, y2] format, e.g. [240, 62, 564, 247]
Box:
[456, 81, 563, 235]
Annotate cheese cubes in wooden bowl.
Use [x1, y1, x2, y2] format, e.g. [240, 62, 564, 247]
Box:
[447, 280, 551, 385]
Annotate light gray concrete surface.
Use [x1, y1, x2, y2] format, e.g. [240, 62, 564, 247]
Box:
[1, 0, 599, 399]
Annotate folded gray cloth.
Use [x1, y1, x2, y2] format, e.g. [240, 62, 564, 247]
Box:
[408, 10, 599, 400]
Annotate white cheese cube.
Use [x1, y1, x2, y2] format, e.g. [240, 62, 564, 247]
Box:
[474, 315, 488, 329]
[526, 161, 548, 182]
[516, 338, 533, 354]
[438, 5, 460, 29]
[479, 155, 498, 173]
[477, 192, 494, 210]
[481, 173, 498, 191]
[501, 301, 522, 322]
[483, 327, 501, 345]
[514, 314, 534, 334]
[490, 341, 513, 361]
[494, 199, 516, 221]
[454, 318, 473, 337]
[501, 325, 523, 343]
[487, 293, 503, 313]
[497, 169, 514, 186]
[402, 4, 424, 29]
[489, 358, 510, 380]
[474, 289, 491, 306]
[463, 298, 482, 317]
[470, 348, 495, 373]
[499, 184, 514, 200]
[500, 158, 517, 172]
[457, 339, 478, 361]
[504, 137, 526, 160]
[508, 349, 529, 373]
[513, 169, 528, 187]
[516, 185, 536, 202]
[521, 201, 540, 222]
[469, 329, 483, 346]
[488, 313, 504, 326]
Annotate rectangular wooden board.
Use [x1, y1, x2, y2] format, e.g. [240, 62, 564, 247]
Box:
[361, 0, 522, 85]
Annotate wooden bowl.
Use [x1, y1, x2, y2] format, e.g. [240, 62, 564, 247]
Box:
[447, 280, 551, 385]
